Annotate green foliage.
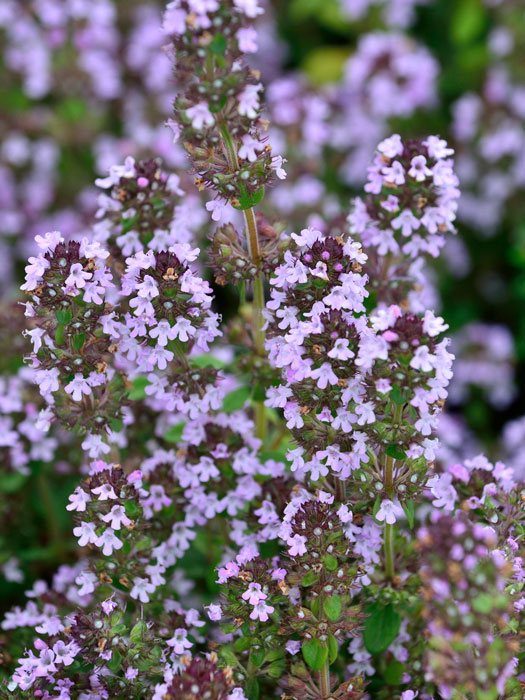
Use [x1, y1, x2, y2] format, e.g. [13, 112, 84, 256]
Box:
[363, 603, 401, 655]
[302, 638, 328, 671]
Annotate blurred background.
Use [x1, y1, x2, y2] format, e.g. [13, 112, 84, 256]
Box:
[0, 0, 524, 616]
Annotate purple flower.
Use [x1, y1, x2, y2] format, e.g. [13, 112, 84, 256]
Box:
[376, 499, 404, 525]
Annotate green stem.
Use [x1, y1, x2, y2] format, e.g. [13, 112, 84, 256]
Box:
[383, 449, 396, 582]
[243, 208, 265, 363]
[246, 213, 267, 442]
[319, 661, 331, 698]
[384, 521, 395, 582]
[382, 403, 404, 582]
[219, 123, 267, 441]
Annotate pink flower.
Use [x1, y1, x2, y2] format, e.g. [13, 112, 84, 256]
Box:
[64, 374, 92, 402]
[130, 577, 156, 603]
[100, 505, 132, 530]
[186, 102, 214, 130]
[73, 521, 98, 547]
[66, 488, 91, 512]
[378, 134, 404, 158]
[95, 528, 123, 556]
[237, 27, 258, 53]
[242, 583, 267, 606]
[91, 483, 117, 501]
[206, 604, 222, 621]
[249, 601, 275, 622]
[376, 499, 404, 525]
[167, 628, 193, 655]
[287, 534, 307, 557]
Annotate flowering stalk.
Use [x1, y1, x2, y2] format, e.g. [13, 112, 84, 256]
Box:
[382, 402, 403, 582]
[164, 0, 286, 440]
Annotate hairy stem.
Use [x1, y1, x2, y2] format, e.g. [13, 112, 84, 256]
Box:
[219, 123, 267, 440]
[319, 661, 331, 698]
[383, 520, 395, 582]
[382, 403, 403, 581]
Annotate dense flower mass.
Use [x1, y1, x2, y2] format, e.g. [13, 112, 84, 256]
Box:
[349, 134, 460, 260]
[164, 0, 284, 208]
[1, 1, 524, 699]
[418, 513, 518, 699]
[93, 156, 205, 259]
[21, 232, 125, 433]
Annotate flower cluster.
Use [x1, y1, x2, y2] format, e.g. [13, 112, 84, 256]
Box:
[112, 247, 222, 416]
[448, 2, 525, 232]
[265, 223, 453, 510]
[449, 321, 516, 408]
[93, 156, 205, 260]
[217, 495, 364, 697]
[418, 513, 519, 699]
[21, 232, 125, 433]
[349, 134, 460, 261]
[2, 0, 524, 697]
[265, 228, 370, 474]
[342, 34, 437, 120]
[332, 34, 437, 187]
[163, 653, 246, 699]
[140, 410, 288, 557]
[0, 0, 122, 101]
[6, 576, 206, 698]
[0, 369, 58, 476]
[164, 0, 284, 208]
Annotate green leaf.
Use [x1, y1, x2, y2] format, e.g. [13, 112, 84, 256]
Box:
[55, 324, 66, 346]
[322, 553, 338, 571]
[245, 677, 260, 700]
[128, 376, 150, 400]
[302, 638, 328, 671]
[301, 570, 318, 587]
[190, 354, 227, 369]
[71, 333, 86, 352]
[55, 309, 72, 324]
[403, 500, 415, 529]
[130, 620, 147, 645]
[219, 646, 238, 668]
[222, 386, 251, 413]
[209, 33, 227, 55]
[251, 383, 267, 402]
[233, 187, 265, 211]
[384, 659, 404, 685]
[124, 501, 141, 519]
[323, 595, 342, 622]
[385, 444, 406, 461]
[233, 636, 252, 653]
[108, 649, 122, 673]
[249, 647, 265, 668]
[452, 0, 486, 46]
[266, 660, 286, 678]
[264, 649, 285, 664]
[108, 417, 124, 435]
[327, 634, 339, 664]
[390, 385, 407, 405]
[363, 603, 401, 655]
[164, 422, 185, 444]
